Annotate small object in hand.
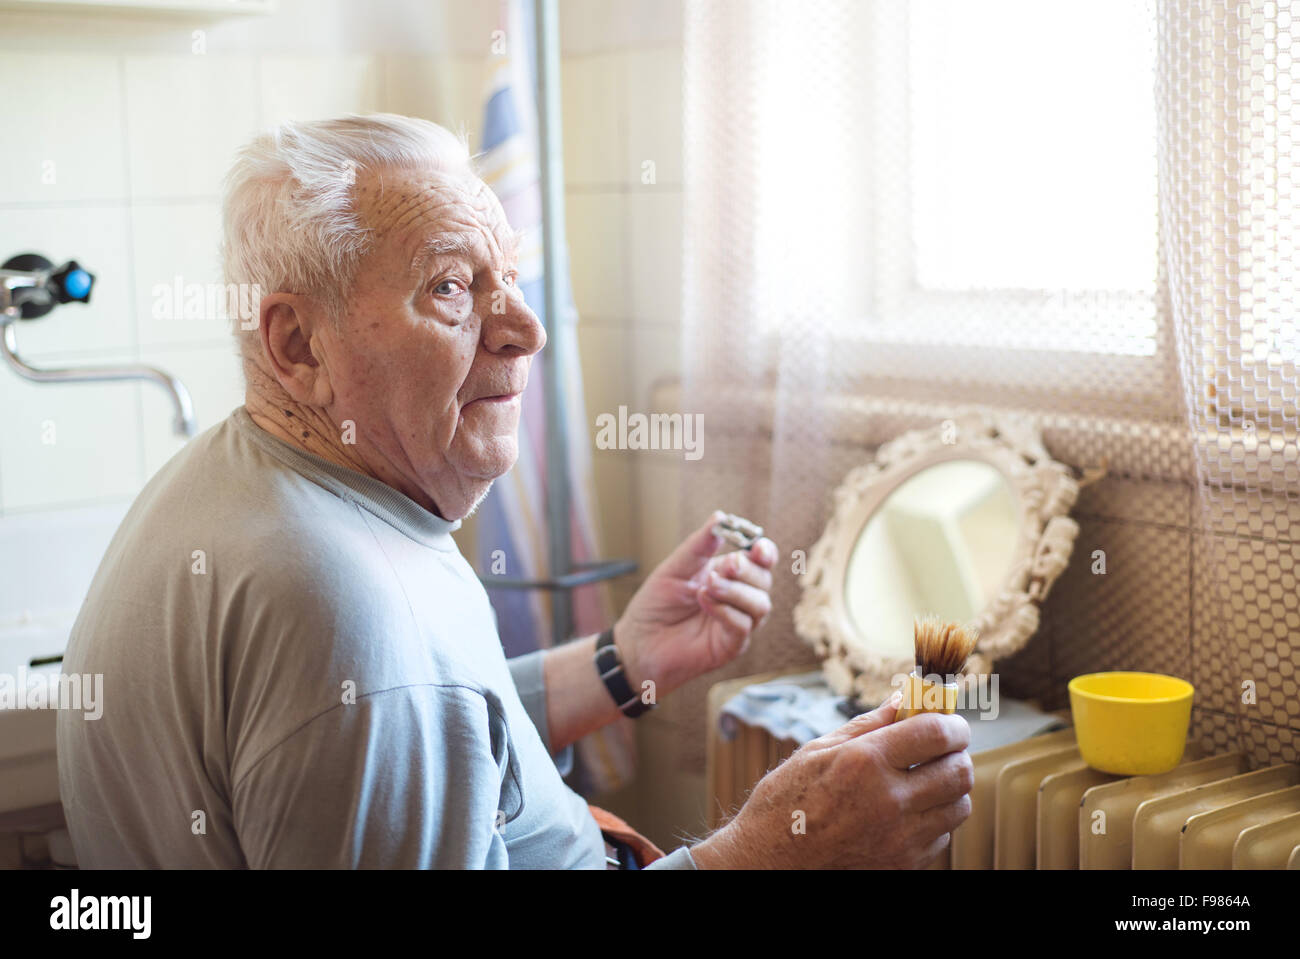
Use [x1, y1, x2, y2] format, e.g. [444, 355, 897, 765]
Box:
[712, 512, 763, 551]
[893, 615, 979, 723]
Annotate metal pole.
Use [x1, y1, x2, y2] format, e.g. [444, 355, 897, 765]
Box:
[534, 0, 574, 646]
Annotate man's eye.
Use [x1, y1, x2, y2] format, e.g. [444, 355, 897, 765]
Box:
[503, 272, 518, 287]
[433, 279, 465, 297]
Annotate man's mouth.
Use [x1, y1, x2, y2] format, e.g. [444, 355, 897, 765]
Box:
[465, 391, 521, 407]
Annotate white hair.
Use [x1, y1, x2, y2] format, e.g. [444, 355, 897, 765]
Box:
[220, 113, 475, 366]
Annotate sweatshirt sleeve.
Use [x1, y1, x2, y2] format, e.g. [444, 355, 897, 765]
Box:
[506, 649, 551, 749]
[231, 684, 518, 868]
[644, 846, 699, 869]
[506, 649, 575, 776]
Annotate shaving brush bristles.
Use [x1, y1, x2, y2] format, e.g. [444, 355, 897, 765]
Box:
[913, 615, 979, 679]
[892, 616, 980, 723]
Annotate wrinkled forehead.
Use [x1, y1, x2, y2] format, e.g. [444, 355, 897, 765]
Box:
[354, 166, 518, 271]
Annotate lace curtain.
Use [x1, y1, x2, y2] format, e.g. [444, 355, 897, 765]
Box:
[668, 0, 1300, 774]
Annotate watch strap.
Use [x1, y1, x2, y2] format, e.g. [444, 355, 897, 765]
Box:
[594, 627, 654, 719]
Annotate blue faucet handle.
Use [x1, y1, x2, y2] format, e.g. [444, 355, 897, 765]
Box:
[52, 261, 94, 303]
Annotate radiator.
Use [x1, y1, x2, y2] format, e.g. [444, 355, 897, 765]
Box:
[706, 697, 1300, 869]
[705, 671, 801, 833]
[958, 728, 1300, 869]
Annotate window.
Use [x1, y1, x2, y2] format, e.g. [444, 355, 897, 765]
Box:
[853, 0, 1162, 359]
[744, 0, 1169, 406]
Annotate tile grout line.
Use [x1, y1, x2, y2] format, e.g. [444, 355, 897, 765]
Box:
[118, 52, 148, 491]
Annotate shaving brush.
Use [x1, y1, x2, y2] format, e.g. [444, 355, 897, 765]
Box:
[892, 615, 979, 722]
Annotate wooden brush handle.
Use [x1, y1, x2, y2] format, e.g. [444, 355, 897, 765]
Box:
[893, 671, 959, 722]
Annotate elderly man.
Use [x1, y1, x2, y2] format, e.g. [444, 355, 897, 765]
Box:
[57, 114, 972, 869]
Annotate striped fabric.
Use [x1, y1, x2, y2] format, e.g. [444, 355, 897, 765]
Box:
[471, 0, 636, 794]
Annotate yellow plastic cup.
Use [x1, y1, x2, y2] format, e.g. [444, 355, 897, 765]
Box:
[1068, 671, 1194, 776]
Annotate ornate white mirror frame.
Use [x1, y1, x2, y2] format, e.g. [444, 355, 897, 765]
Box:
[793, 414, 1083, 704]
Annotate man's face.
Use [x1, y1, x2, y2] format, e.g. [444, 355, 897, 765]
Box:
[320, 165, 546, 519]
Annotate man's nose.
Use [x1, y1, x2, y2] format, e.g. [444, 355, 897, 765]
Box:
[482, 290, 547, 356]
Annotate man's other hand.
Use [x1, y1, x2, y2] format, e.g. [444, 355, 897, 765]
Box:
[614, 511, 777, 698]
[690, 695, 974, 869]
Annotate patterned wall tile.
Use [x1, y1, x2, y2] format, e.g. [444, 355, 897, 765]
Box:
[1038, 412, 1193, 483]
[1048, 516, 1192, 690]
[1196, 532, 1300, 728]
[1240, 716, 1300, 768]
[1192, 533, 1253, 714]
[1074, 476, 1192, 529]
[1200, 482, 1300, 545]
[1189, 707, 1243, 762]
[994, 666, 1058, 710]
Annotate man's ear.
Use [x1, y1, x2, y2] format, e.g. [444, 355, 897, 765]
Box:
[256, 292, 333, 405]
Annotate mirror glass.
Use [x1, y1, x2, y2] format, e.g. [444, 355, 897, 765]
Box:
[843, 460, 1020, 661]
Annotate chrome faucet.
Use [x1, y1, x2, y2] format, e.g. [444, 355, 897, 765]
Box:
[0, 253, 196, 437]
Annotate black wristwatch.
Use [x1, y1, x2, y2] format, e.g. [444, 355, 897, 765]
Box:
[594, 626, 655, 718]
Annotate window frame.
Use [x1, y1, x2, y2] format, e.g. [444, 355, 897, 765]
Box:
[768, 0, 1182, 419]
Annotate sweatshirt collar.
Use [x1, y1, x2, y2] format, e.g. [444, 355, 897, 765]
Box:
[233, 406, 462, 550]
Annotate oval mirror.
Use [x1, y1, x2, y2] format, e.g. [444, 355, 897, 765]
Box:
[794, 415, 1084, 704]
[843, 460, 1020, 663]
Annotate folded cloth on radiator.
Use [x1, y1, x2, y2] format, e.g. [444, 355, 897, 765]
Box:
[718, 671, 1067, 752]
[718, 671, 848, 744]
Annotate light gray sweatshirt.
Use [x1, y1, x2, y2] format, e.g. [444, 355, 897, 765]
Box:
[57, 406, 695, 870]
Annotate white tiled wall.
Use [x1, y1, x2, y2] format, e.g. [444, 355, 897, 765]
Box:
[0, 53, 128, 206]
[558, 32, 688, 583]
[555, 13, 697, 845]
[123, 55, 261, 199]
[0, 0, 506, 627]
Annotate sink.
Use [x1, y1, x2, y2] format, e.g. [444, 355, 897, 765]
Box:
[0, 614, 74, 814]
